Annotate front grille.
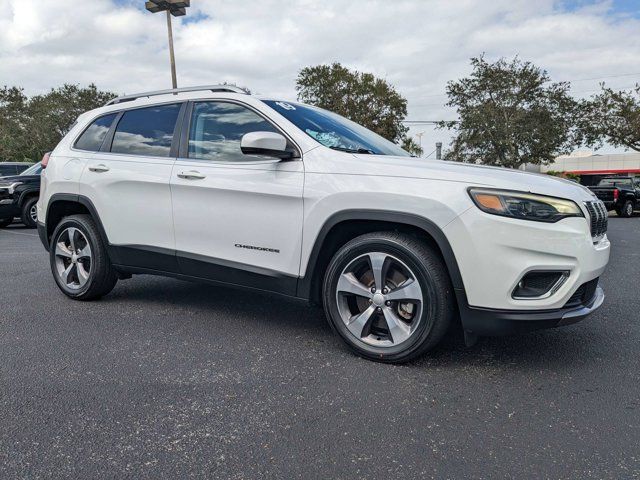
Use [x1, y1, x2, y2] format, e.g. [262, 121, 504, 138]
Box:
[564, 278, 599, 308]
[584, 201, 608, 238]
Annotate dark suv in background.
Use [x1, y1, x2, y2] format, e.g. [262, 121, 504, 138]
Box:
[0, 162, 43, 228]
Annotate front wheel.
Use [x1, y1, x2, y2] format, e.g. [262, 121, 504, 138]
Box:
[322, 232, 455, 363]
[49, 214, 117, 300]
[21, 197, 38, 228]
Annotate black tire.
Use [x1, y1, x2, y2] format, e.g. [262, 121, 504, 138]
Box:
[620, 200, 634, 218]
[0, 217, 12, 228]
[322, 232, 455, 364]
[20, 196, 38, 228]
[49, 214, 117, 300]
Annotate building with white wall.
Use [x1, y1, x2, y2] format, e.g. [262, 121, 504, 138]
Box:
[540, 151, 640, 185]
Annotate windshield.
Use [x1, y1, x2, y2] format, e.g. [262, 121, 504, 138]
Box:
[20, 162, 42, 176]
[598, 178, 632, 187]
[262, 100, 410, 156]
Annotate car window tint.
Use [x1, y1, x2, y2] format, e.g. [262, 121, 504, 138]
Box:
[111, 104, 181, 157]
[188, 102, 279, 161]
[75, 113, 117, 151]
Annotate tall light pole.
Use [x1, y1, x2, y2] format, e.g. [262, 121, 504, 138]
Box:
[145, 1, 190, 89]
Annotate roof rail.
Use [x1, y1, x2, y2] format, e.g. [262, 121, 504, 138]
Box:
[105, 85, 249, 106]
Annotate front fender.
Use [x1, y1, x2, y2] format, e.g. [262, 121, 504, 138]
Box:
[17, 188, 39, 207]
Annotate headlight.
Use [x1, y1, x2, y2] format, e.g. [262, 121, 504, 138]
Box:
[468, 188, 584, 223]
[0, 182, 22, 194]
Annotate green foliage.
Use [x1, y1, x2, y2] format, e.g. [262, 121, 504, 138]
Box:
[546, 170, 580, 182]
[400, 136, 423, 157]
[296, 63, 415, 152]
[0, 84, 116, 162]
[439, 56, 581, 169]
[579, 84, 640, 152]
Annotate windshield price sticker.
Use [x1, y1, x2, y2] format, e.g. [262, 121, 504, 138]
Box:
[275, 102, 296, 110]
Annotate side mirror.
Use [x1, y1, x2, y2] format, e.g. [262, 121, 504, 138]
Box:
[240, 131, 293, 160]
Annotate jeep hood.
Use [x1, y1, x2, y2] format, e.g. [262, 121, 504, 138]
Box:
[349, 154, 597, 202]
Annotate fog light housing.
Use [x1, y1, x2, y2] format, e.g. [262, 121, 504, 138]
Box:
[512, 271, 570, 299]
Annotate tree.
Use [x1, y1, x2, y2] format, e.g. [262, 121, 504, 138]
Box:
[296, 63, 416, 153]
[0, 84, 116, 162]
[0, 87, 31, 162]
[401, 136, 423, 157]
[439, 56, 581, 169]
[579, 84, 640, 152]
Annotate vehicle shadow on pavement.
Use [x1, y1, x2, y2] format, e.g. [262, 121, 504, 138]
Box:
[97, 274, 604, 371]
[104, 275, 330, 332]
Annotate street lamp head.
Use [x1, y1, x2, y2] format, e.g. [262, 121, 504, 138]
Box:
[145, 0, 190, 16]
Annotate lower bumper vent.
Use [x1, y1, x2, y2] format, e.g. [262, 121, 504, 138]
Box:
[512, 271, 569, 299]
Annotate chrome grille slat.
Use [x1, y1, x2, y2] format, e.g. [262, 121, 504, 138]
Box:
[584, 200, 608, 238]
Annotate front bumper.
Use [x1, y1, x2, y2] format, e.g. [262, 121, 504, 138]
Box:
[457, 285, 604, 337]
[0, 198, 19, 219]
[444, 207, 610, 311]
[444, 205, 610, 336]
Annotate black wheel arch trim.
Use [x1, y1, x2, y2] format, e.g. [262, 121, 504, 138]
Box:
[17, 188, 39, 207]
[295, 209, 466, 299]
[43, 194, 111, 252]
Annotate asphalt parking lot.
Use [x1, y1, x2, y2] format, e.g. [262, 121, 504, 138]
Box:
[1, 217, 639, 479]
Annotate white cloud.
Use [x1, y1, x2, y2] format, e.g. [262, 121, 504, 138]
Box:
[0, 0, 638, 154]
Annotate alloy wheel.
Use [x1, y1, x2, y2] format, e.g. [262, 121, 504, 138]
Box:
[335, 252, 424, 347]
[29, 204, 37, 223]
[54, 227, 92, 290]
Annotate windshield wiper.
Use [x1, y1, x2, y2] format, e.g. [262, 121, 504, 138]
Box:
[330, 146, 376, 154]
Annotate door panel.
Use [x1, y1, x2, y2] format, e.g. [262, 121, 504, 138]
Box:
[79, 153, 176, 257]
[170, 100, 305, 291]
[78, 103, 182, 271]
[171, 159, 304, 287]
[170, 100, 305, 293]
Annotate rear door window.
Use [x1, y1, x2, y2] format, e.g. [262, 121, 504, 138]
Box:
[75, 113, 118, 152]
[111, 104, 181, 157]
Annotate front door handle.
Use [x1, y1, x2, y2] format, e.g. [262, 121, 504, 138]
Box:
[88, 164, 109, 173]
[177, 171, 205, 180]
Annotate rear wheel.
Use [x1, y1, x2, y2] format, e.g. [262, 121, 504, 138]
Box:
[50, 214, 117, 300]
[620, 200, 634, 218]
[322, 232, 455, 363]
[0, 217, 12, 228]
[20, 197, 38, 228]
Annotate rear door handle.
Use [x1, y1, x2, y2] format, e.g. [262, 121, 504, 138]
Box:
[88, 164, 109, 173]
[177, 171, 205, 180]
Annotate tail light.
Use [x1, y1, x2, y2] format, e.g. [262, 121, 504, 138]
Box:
[613, 188, 619, 201]
[41, 151, 51, 169]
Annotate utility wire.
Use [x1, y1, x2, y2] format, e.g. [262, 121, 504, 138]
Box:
[424, 148, 437, 159]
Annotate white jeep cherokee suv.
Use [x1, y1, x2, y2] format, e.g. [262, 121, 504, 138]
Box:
[37, 85, 610, 363]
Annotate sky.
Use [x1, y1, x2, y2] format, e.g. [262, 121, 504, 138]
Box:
[0, 0, 638, 155]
